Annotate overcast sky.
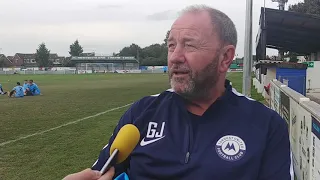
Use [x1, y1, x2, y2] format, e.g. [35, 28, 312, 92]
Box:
[0, 0, 302, 57]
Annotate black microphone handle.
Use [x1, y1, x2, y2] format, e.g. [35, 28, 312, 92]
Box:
[100, 149, 119, 175]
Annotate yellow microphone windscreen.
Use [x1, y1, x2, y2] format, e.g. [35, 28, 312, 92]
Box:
[110, 124, 140, 164]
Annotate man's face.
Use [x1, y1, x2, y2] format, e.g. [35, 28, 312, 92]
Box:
[167, 11, 222, 99]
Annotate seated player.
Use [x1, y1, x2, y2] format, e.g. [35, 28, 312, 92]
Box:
[28, 80, 41, 96]
[8, 82, 24, 98]
[0, 84, 8, 95]
[23, 80, 28, 91]
[24, 87, 33, 96]
[23, 80, 33, 96]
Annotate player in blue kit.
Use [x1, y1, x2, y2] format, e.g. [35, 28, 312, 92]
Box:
[0, 84, 7, 95]
[27, 80, 41, 96]
[9, 82, 24, 98]
[23, 80, 28, 89]
[64, 5, 292, 180]
[22, 80, 29, 93]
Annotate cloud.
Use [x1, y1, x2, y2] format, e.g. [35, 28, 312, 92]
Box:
[2, 0, 300, 57]
[146, 10, 178, 21]
[97, 4, 123, 9]
[0, 8, 146, 26]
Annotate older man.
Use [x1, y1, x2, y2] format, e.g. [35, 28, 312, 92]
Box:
[64, 5, 292, 180]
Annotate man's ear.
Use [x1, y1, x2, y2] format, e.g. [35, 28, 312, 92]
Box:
[218, 45, 236, 73]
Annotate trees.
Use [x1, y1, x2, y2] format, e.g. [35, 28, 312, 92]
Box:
[118, 43, 142, 58]
[64, 40, 84, 67]
[284, 52, 300, 63]
[69, 40, 83, 57]
[289, 0, 320, 16]
[117, 30, 170, 66]
[35, 43, 51, 67]
[164, 30, 170, 45]
[141, 43, 167, 66]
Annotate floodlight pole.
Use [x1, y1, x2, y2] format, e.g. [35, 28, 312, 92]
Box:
[243, 0, 253, 97]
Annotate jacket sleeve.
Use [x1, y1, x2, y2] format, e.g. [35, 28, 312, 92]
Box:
[91, 102, 139, 177]
[258, 111, 294, 180]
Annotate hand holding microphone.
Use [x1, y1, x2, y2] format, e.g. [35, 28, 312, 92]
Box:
[63, 167, 115, 180]
[63, 124, 140, 180]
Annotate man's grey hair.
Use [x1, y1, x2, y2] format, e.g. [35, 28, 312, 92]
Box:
[179, 5, 237, 48]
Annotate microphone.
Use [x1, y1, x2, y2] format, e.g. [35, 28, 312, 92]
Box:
[100, 124, 140, 175]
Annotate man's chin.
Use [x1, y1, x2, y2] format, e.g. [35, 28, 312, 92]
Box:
[171, 84, 190, 94]
[170, 77, 194, 90]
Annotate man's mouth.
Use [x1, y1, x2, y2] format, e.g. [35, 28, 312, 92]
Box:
[173, 72, 189, 78]
[172, 70, 189, 75]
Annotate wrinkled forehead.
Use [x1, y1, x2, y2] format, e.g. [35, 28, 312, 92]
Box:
[169, 11, 215, 40]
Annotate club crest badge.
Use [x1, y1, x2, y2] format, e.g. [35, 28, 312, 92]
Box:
[215, 135, 246, 162]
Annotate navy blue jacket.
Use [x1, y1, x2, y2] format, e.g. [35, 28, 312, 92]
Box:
[92, 80, 293, 180]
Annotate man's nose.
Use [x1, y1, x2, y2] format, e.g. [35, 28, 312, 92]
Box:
[168, 45, 185, 64]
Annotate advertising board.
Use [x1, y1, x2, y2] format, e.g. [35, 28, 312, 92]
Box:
[116, 70, 141, 73]
[298, 108, 312, 180]
[310, 116, 320, 180]
[290, 99, 300, 177]
[77, 70, 93, 74]
[274, 84, 281, 113]
[269, 83, 275, 110]
[270, 79, 320, 180]
[280, 91, 290, 126]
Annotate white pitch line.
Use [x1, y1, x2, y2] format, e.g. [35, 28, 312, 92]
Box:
[0, 103, 133, 147]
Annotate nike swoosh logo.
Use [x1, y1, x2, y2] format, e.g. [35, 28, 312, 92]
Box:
[140, 136, 165, 146]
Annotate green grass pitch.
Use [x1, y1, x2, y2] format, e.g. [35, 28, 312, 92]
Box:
[0, 72, 263, 180]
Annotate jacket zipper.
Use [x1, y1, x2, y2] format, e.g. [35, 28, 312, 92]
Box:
[185, 152, 190, 163]
[176, 95, 192, 164]
[184, 117, 191, 164]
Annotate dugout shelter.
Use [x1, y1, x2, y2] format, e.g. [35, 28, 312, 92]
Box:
[256, 7, 320, 61]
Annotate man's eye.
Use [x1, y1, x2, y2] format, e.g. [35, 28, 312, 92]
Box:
[185, 44, 194, 47]
[168, 44, 175, 48]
